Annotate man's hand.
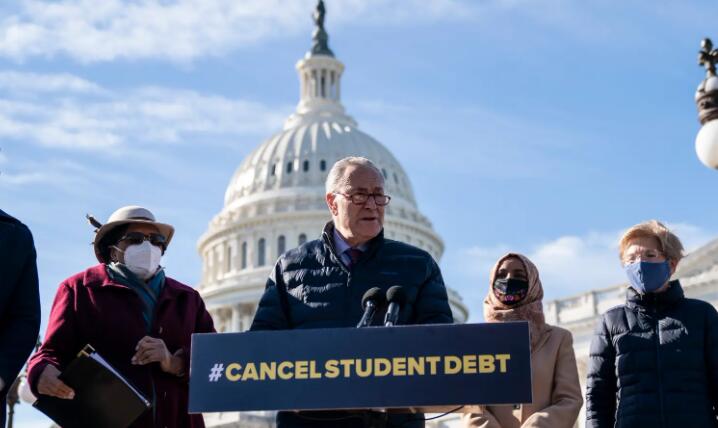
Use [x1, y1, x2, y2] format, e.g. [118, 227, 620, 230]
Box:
[37, 365, 74, 399]
[132, 336, 184, 375]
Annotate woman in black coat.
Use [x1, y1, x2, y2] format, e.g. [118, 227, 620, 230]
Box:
[585, 220, 718, 428]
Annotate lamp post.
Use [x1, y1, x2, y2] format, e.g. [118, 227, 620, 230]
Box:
[695, 38, 718, 169]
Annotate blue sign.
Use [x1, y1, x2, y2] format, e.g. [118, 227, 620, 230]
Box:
[189, 322, 531, 413]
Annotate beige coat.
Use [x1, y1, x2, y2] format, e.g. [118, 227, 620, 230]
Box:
[465, 253, 582, 428]
[463, 324, 582, 428]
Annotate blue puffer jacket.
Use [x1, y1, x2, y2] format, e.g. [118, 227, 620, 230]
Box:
[586, 281, 718, 428]
[250, 222, 453, 428]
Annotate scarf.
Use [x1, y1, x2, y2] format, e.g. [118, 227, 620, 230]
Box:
[107, 262, 165, 331]
[483, 253, 548, 350]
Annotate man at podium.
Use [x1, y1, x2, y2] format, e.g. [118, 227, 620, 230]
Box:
[251, 156, 454, 428]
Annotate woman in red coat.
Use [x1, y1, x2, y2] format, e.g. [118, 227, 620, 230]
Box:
[28, 205, 215, 428]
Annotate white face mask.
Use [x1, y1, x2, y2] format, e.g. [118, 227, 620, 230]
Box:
[116, 241, 162, 280]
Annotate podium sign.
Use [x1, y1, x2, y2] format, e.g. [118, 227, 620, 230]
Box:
[189, 322, 531, 413]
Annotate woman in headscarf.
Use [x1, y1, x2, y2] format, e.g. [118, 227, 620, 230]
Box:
[463, 253, 582, 428]
[27, 205, 215, 427]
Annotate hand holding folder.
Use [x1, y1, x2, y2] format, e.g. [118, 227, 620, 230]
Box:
[34, 344, 151, 428]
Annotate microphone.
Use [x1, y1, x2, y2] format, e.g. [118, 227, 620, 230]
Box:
[384, 286, 407, 326]
[357, 287, 386, 328]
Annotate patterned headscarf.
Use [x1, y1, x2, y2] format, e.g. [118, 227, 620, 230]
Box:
[483, 253, 547, 350]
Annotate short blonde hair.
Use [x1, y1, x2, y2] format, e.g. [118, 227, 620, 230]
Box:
[619, 220, 684, 263]
[325, 156, 384, 193]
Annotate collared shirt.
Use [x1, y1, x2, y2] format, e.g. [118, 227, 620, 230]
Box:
[333, 228, 369, 267]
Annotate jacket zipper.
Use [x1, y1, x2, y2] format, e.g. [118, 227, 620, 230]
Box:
[654, 314, 665, 428]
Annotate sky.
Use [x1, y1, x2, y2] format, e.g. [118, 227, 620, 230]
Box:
[3, 0, 718, 425]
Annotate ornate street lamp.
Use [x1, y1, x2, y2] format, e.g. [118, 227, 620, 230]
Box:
[695, 38, 718, 169]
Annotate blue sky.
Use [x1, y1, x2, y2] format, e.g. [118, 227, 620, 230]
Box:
[3, 0, 718, 425]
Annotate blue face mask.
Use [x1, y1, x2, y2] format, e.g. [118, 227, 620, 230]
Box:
[624, 260, 672, 294]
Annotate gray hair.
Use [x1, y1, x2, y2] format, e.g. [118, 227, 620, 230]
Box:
[325, 156, 384, 193]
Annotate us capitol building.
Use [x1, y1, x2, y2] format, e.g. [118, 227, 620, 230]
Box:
[194, 2, 718, 428]
[197, 2, 468, 427]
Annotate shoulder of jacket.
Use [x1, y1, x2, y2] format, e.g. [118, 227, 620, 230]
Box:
[165, 276, 200, 295]
[546, 324, 572, 337]
[602, 304, 628, 317]
[61, 265, 105, 290]
[382, 239, 433, 259]
[0, 210, 31, 234]
[681, 297, 717, 313]
[280, 239, 325, 262]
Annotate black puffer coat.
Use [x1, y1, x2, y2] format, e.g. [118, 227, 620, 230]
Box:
[250, 222, 453, 428]
[0, 210, 40, 427]
[586, 281, 718, 428]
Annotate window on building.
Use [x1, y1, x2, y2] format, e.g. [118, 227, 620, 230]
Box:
[257, 238, 266, 267]
[303, 160, 309, 172]
[277, 235, 286, 257]
[381, 168, 388, 179]
[241, 241, 247, 269]
[225, 245, 232, 273]
[320, 160, 327, 171]
[298, 234, 307, 246]
[271, 163, 276, 176]
[286, 162, 293, 174]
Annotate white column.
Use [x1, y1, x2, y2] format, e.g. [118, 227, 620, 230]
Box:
[336, 70, 341, 100]
[231, 305, 241, 332]
[241, 304, 254, 333]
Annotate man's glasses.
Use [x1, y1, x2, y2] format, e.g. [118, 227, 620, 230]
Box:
[119, 232, 167, 249]
[335, 192, 391, 206]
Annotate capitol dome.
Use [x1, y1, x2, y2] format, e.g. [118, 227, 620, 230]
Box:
[197, 1, 468, 337]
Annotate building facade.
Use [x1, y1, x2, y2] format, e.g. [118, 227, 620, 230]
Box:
[198, 3, 468, 427]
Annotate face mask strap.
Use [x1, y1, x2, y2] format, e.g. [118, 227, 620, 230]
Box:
[108, 245, 124, 263]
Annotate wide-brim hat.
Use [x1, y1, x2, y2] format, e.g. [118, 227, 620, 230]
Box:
[92, 205, 175, 263]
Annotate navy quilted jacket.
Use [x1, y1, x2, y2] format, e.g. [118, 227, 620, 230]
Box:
[250, 222, 453, 331]
[586, 281, 718, 428]
[250, 222, 453, 428]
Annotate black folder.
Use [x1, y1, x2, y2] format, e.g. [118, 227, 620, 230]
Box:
[33, 344, 151, 428]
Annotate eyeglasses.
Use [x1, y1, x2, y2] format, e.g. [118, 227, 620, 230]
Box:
[119, 232, 167, 249]
[335, 192, 391, 206]
[622, 249, 665, 265]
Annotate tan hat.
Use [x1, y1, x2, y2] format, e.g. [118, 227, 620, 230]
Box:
[92, 205, 175, 263]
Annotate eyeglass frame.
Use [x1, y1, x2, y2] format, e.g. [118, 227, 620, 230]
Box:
[118, 231, 168, 249]
[622, 248, 667, 265]
[333, 192, 392, 206]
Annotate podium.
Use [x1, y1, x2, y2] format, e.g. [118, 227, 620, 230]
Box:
[189, 322, 531, 413]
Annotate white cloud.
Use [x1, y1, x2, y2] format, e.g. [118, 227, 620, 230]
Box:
[0, 158, 88, 188]
[0, 0, 484, 63]
[0, 70, 290, 151]
[450, 223, 716, 305]
[0, 0, 705, 64]
[0, 70, 104, 94]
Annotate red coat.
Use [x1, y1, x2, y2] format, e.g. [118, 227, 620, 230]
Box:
[28, 264, 215, 428]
